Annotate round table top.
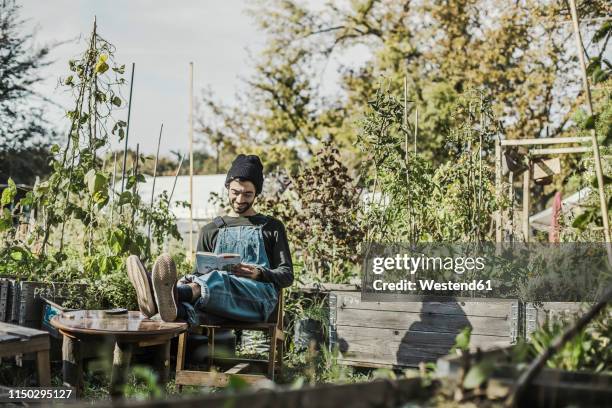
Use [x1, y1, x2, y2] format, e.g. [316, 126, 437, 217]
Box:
[51, 310, 187, 337]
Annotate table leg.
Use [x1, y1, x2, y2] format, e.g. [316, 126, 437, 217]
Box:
[62, 335, 83, 396]
[110, 342, 133, 398]
[37, 349, 51, 386]
[155, 341, 171, 385]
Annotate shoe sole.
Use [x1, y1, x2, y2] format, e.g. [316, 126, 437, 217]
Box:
[152, 254, 178, 322]
[126, 255, 156, 317]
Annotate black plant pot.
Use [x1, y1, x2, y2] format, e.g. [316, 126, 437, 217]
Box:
[293, 318, 325, 350]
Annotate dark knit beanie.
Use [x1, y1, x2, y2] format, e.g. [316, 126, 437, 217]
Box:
[225, 154, 264, 194]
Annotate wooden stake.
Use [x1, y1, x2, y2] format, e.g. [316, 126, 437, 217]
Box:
[414, 107, 418, 155]
[508, 171, 514, 241]
[148, 124, 163, 241]
[403, 77, 409, 168]
[110, 152, 117, 224]
[495, 138, 502, 242]
[131, 143, 140, 225]
[169, 154, 184, 204]
[522, 164, 530, 243]
[569, 0, 611, 251]
[120, 63, 135, 195]
[189, 62, 194, 261]
[403, 76, 412, 241]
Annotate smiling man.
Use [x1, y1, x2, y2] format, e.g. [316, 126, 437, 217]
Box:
[127, 154, 293, 324]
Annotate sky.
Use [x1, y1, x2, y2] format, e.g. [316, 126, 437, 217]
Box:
[18, 0, 270, 156]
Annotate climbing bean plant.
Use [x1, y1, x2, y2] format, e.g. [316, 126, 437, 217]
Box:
[0, 22, 183, 308]
[358, 87, 504, 243]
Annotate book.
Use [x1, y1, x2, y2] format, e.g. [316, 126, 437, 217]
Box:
[195, 252, 241, 274]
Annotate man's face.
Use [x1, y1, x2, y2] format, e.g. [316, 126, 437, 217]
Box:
[228, 179, 257, 214]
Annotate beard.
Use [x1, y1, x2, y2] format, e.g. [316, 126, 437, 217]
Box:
[230, 198, 253, 214]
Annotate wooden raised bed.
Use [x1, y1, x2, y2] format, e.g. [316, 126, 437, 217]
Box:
[437, 346, 612, 407]
[525, 302, 586, 340]
[328, 291, 518, 368]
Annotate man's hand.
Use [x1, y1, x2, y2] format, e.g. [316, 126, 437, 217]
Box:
[232, 263, 261, 280]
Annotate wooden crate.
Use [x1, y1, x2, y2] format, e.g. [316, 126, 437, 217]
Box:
[8, 281, 87, 329]
[0, 278, 10, 322]
[525, 302, 585, 341]
[328, 291, 518, 368]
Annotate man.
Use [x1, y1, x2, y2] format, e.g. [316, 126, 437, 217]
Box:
[127, 154, 293, 324]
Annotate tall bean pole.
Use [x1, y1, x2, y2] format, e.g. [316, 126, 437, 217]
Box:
[120, 63, 135, 195]
[147, 124, 163, 241]
[568, 0, 611, 260]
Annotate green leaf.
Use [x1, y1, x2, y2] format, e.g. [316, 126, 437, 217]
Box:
[109, 228, 126, 254]
[95, 54, 109, 74]
[0, 208, 12, 232]
[454, 327, 471, 351]
[591, 174, 612, 188]
[584, 115, 597, 130]
[463, 359, 495, 389]
[10, 249, 24, 261]
[1, 178, 17, 207]
[592, 67, 609, 84]
[227, 374, 250, 392]
[95, 91, 107, 103]
[112, 64, 126, 74]
[592, 21, 611, 43]
[118, 191, 133, 206]
[111, 96, 122, 107]
[572, 211, 592, 229]
[85, 169, 109, 196]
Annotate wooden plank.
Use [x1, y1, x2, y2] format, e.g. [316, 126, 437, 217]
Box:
[225, 363, 250, 374]
[0, 334, 20, 343]
[333, 292, 514, 318]
[336, 326, 510, 367]
[500, 137, 591, 146]
[530, 146, 590, 155]
[0, 322, 49, 338]
[9, 279, 20, 324]
[0, 279, 9, 322]
[336, 308, 510, 337]
[533, 157, 561, 180]
[298, 283, 360, 293]
[0, 335, 49, 358]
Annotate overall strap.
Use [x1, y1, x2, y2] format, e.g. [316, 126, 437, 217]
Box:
[213, 216, 226, 229]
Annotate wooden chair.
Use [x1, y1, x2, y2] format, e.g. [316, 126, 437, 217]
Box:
[175, 290, 285, 388]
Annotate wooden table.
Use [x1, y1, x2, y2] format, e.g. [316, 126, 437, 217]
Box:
[51, 310, 187, 398]
[0, 322, 50, 386]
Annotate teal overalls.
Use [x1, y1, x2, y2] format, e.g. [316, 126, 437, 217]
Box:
[180, 217, 278, 325]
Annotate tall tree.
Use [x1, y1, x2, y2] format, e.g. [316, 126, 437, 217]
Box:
[198, 0, 608, 174]
[0, 0, 53, 185]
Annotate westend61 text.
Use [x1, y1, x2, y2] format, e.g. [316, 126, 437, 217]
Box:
[372, 279, 493, 292]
